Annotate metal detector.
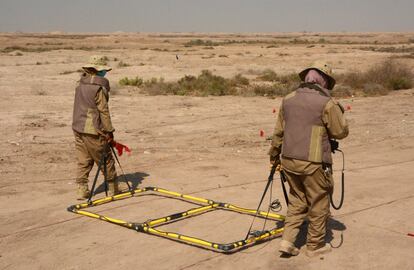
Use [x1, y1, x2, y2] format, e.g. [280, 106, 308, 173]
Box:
[88, 142, 132, 202]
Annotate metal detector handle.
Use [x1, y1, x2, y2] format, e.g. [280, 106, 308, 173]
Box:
[269, 163, 277, 181]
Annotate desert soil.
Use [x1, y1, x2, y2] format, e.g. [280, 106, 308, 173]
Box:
[0, 32, 413, 270]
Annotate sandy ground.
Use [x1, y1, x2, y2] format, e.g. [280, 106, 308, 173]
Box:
[0, 33, 413, 270]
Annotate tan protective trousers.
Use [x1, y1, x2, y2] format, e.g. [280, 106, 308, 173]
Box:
[282, 167, 331, 250]
[74, 131, 117, 185]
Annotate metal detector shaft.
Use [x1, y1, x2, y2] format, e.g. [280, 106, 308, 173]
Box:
[244, 164, 277, 240]
[110, 145, 132, 190]
[88, 143, 109, 202]
[279, 170, 289, 206]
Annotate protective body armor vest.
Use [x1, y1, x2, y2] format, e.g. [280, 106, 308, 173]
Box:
[72, 74, 110, 135]
[282, 83, 333, 164]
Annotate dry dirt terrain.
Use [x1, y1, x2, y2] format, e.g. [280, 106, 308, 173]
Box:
[0, 32, 413, 270]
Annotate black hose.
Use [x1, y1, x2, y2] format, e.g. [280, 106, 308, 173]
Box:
[330, 149, 345, 210]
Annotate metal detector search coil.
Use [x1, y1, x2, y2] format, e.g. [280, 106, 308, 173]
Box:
[67, 186, 285, 253]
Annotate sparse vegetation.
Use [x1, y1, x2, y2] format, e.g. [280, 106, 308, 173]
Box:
[184, 39, 219, 47]
[117, 61, 130, 67]
[60, 69, 82, 75]
[1, 45, 112, 53]
[230, 74, 250, 86]
[331, 85, 353, 97]
[140, 70, 250, 96]
[252, 83, 293, 97]
[152, 48, 170, 52]
[133, 70, 302, 97]
[359, 46, 414, 53]
[338, 60, 413, 91]
[34, 89, 47, 96]
[257, 69, 279, 82]
[362, 83, 389, 96]
[119, 76, 143, 87]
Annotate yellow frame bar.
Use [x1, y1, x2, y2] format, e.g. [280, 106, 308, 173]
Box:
[67, 186, 285, 253]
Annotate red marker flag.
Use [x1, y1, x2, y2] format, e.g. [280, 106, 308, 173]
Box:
[111, 141, 131, 156]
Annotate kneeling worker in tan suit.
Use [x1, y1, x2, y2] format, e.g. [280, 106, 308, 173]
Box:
[72, 55, 125, 200]
[269, 61, 349, 257]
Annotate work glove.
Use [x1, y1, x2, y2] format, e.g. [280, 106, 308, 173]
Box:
[105, 132, 114, 143]
[270, 154, 281, 167]
[330, 139, 339, 153]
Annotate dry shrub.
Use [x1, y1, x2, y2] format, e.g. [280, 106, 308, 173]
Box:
[362, 83, 389, 96]
[34, 89, 47, 96]
[176, 70, 234, 96]
[257, 69, 279, 82]
[338, 60, 413, 91]
[119, 76, 143, 87]
[252, 83, 293, 97]
[331, 85, 353, 97]
[184, 39, 219, 47]
[359, 46, 414, 53]
[141, 70, 250, 96]
[230, 74, 250, 86]
[117, 61, 130, 67]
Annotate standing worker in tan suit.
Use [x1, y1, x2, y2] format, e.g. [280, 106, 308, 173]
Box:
[269, 61, 348, 257]
[72, 55, 123, 200]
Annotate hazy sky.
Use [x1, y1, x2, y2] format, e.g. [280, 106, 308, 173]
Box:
[0, 0, 413, 33]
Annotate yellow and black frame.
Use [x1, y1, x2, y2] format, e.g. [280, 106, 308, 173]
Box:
[67, 186, 285, 253]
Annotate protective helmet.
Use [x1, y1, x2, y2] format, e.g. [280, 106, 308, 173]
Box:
[82, 55, 112, 72]
[299, 61, 336, 90]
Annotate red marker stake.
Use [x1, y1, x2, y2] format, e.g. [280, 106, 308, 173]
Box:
[408, 233, 414, 237]
[260, 130, 265, 137]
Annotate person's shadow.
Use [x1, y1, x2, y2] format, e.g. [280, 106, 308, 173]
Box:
[293, 217, 347, 249]
[94, 171, 149, 195]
